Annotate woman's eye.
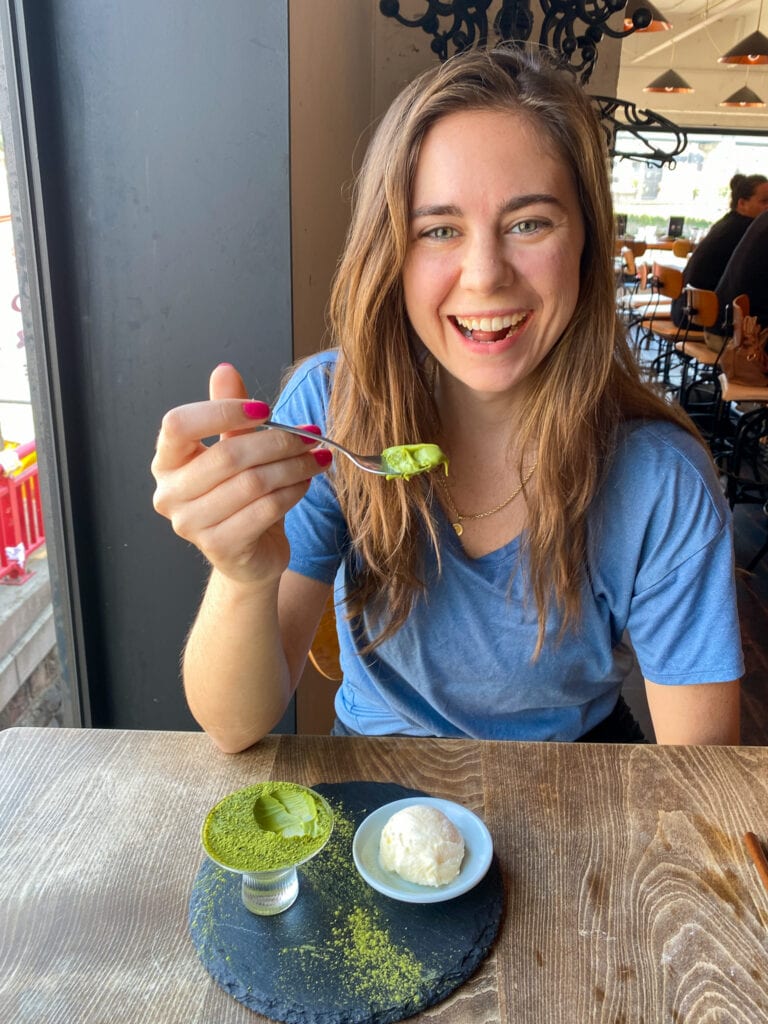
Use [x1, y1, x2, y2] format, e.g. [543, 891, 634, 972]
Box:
[421, 225, 458, 240]
[510, 218, 547, 235]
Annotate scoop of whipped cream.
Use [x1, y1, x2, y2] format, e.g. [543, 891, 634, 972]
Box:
[379, 804, 465, 887]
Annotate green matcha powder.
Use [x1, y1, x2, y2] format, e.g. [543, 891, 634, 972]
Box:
[202, 782, 333, 872]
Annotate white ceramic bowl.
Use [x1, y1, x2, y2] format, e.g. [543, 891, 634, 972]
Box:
[352, 796, 493, 904]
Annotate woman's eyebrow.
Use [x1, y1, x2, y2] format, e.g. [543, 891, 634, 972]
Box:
[411, 203, 461, 219]
[500, 193, 564, 214]
[411, 194, 565, 219]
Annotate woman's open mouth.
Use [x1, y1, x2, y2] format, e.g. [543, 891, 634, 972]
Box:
[450, 312, 530, 343]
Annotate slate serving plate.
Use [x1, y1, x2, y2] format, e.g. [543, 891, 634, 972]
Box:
[189, 780, 505, 1024]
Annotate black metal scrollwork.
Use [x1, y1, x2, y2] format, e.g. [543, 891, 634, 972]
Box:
[592, 95, 688, 167]
[379, 0, 634, 80]
[379, 0, 687, 166]
[378, 0, 497, 61]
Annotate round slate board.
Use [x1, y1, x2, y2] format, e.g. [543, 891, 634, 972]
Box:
[189, 781, 504, 1024]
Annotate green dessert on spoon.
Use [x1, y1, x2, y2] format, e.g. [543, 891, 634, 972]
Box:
[381, 443, 449, 481]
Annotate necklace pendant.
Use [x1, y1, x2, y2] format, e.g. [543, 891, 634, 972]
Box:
[452, 521, 464, 536]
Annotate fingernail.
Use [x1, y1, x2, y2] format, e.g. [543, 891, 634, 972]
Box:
[242, 400, 270, 420]
[298, 424, 322, 444]
[216, 362, 234, 368]
[312, 449, 333, 467]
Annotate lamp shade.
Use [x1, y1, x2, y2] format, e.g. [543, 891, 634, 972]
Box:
[623, 0, 672, 32]
[718, 30, 768, 65]
[720, 86, 766, 107]
[644, 70, 694, 93]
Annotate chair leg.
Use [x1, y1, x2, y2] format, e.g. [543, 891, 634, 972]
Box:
[745, 502, 768, 572]
[746, 536, 768, 572]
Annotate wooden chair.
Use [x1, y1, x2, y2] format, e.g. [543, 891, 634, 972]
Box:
[675, 288, 730, 439]
[640, 262, 683, 337]
[624, 260, 672, 341]
[308, 593, 342, 682]
[675, 287, 723, 371]
[617, 251, 670, 327]
[642, 264, 703, 391]
[672, 239, 694, 259]
[616, 248, 643, 321]
[614, 239, 646, 258]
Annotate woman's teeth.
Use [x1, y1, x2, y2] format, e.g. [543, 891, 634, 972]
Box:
[453, 312, 528, 341]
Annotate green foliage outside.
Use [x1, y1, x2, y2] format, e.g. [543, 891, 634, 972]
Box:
[625, 213, 714, 237]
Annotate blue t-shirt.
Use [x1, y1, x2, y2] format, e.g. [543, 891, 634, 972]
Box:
[276, 350, 744, 740]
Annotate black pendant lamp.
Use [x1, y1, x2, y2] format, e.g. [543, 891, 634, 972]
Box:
[644, 69, 694, 92]
[719, 29, 768, 64]
[720, 85, 766, 106]
[720, 0, 768, 65]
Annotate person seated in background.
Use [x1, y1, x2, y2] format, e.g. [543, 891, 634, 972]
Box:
[152, 46, 742, 752]
[671, 173, 768, 333]
[711, 209, 768, 344]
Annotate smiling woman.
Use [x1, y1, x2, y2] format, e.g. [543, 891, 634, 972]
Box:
[152, 45, 743, 751]
[402, 108, 584, 398]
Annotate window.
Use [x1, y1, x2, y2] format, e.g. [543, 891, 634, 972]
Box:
[612, 129, 768, 241]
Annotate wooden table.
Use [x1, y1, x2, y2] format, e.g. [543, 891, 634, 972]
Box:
[1, 728, 767, 1022]
[644, 239, 694, 252]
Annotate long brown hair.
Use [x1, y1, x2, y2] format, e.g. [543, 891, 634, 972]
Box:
[323, 45, 700, 653]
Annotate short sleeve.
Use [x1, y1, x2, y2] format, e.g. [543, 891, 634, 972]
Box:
[627, 520, 743, 684]
[592, 422, 744, 686]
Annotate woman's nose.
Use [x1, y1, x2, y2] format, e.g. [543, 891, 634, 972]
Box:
[460, 234, 512, 293]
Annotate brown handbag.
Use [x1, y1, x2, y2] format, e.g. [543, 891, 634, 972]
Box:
[720, 314, 768, 388]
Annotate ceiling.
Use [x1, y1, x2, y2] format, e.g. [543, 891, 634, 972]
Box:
[616, 0, 768, 131]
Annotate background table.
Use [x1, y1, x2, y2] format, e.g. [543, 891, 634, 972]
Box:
[1, 728, 767, 1022]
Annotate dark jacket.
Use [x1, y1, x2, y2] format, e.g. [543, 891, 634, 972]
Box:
[670, 211, 753, 327]
[713, 210, 768, 335]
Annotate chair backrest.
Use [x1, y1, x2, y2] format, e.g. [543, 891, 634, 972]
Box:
[637, 261, 650, 291]
[308, 594, 342, 682]
[621, 246, 637, 276]
[651, 262, 683, 300]
[672, 239, 694, 259]
[615, 239, 646, 259]
[683, 286, 718, 329]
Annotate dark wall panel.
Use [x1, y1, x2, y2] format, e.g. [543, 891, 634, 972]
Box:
[17, 1, 293, 728]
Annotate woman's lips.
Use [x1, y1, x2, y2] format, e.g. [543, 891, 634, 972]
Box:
[450, 312, 530, 342]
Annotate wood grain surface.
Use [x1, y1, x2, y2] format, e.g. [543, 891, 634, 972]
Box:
[1, 728, 767, 1023]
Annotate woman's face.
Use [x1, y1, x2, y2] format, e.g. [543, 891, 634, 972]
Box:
[738, 182, 768, 219]
[402, 108, 585, 399]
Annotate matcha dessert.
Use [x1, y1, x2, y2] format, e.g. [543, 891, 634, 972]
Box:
[381, 443, 449, 481]
[202, 781, 333, 872]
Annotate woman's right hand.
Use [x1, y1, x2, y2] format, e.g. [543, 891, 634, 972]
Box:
[151, 363, 332, 585]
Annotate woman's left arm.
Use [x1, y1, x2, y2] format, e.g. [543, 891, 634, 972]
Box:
[644, 678, 741, 744]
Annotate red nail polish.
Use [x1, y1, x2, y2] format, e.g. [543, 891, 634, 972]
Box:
[312, 449, 333, 467]
[242, 400, 270, 420]
[298, 424, 322, 443]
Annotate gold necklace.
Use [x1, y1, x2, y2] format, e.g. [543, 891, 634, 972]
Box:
[426, 357, 537, 535]
[436, 462, 537, 536]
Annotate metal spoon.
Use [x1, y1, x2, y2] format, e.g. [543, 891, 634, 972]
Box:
[262, 419, 391, 476]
